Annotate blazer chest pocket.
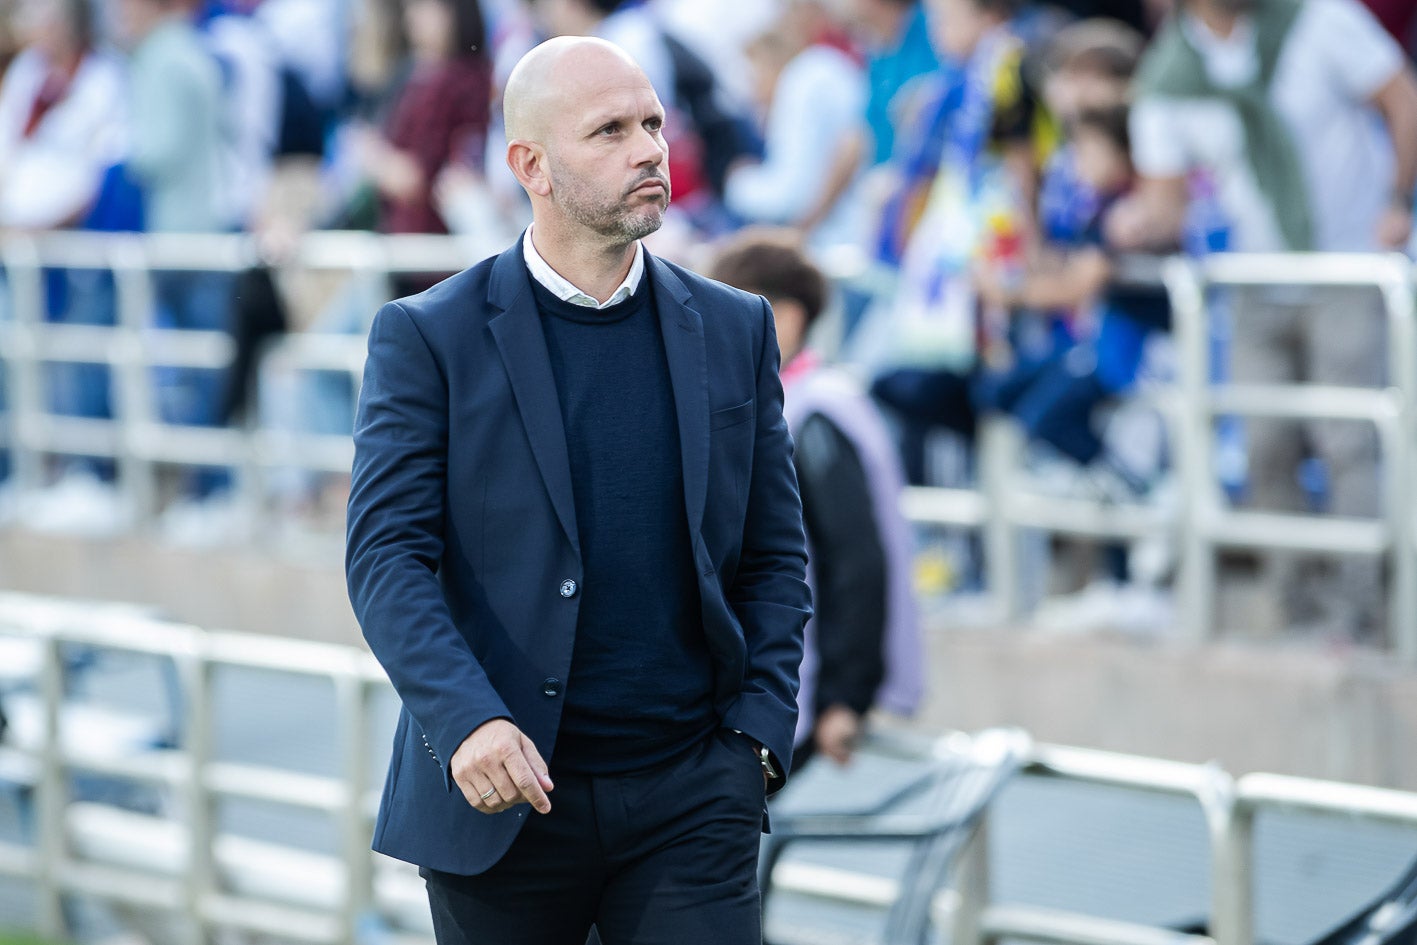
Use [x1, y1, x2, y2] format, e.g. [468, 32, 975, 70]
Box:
[710, 399, 754, 431]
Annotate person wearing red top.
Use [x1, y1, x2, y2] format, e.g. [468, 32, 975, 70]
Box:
[353, 0, 492, 243]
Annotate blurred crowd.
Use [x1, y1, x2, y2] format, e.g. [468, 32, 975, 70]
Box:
[4, 0, 1417, 638]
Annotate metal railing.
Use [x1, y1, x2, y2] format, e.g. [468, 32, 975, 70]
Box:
[0, 591, 402, 945]
[1, 233, 1415, 650]
[4, 592, 1416, 945]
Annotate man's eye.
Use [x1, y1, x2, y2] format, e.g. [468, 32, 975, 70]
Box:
[598, 124, 619, 135]
[646, 119, 664, 133]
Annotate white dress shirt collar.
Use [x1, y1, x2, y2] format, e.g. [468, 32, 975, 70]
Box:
[522, 227, 646, 310]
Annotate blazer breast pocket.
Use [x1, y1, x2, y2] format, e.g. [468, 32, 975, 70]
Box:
[710, 399, 754, 431]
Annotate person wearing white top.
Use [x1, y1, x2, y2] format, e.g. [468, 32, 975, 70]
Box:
[0, 0, 126, 229]
[725, 3, 867, 253]
[1110, 0, 1417, 641]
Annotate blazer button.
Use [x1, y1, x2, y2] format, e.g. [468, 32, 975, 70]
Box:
[559, 579, 578, 598]
[542, 677, 563, 697]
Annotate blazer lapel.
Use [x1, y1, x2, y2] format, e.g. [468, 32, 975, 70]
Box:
[487, 243, 580, 553]
[649, 255, 708, 538]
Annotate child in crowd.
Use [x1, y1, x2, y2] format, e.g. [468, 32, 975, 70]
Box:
[973, 102, 1170, 499]
[865, 0, 1054, 485]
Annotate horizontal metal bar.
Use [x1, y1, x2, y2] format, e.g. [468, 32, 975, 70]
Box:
[128, 422, 250, 466]
[55, 858, 185, 909]
[10, 323, 117, 364]
[983, 904, 1216, 945]
[204, 762, 349, 811]
[15, 414, 121, 457]
[1203, 253, 1408, 288]
[0, 839, 37, 879]
[1238, 773, 1417, 828]
[25, 232, 256, 271]
[60, 749, 186, 787]
[250, 431, 356, 473]
[1025, 744, 1227, 800]
[1203, 510, 1389, 555]
[202, 628, 385, 680]
[263, 334, 370, 373]
[201, 891, 343, 943]
[1206, 384, 1401, 423]
[902, 485, 989, 527]
[384, 934, 436, 945]
[771, 861, 900, 907]
[1002, 492, 1173, 540]
[135, 329, 234, 368]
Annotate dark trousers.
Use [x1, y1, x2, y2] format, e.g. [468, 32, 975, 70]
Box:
[870, 367, 977, 485]
[421, 728, 767, 945]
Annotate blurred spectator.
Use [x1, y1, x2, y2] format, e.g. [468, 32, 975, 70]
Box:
[347, 0, 490, 257]
[199, 0, 282, 230]
[1039, 0, 1150, 33]
[974, 104, 1168, 494]
[654, 0, 781, 109]
[852, 0, 940, 167]
[798, 0, 940, 239]
[255, 0, 346, 123]
[118, 0, 227, 235]
[0, 0, 126, 520]
[708, 230, 923, 771]
[116, 0, 236, 516]
[725, 1, 866, 252]
[346, 0, 408, 108]
[867, 0, 1055, 485]
[0, 0, 124, 230]
[261, 0, 492, 518]
[1113, 0, 1417, 638]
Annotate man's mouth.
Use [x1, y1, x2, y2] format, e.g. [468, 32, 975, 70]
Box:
[630, 178, 668, 195]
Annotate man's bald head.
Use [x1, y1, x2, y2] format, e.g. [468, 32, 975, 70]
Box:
[503, 36, 649, 145]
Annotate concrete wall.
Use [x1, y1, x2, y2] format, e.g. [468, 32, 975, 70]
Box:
[0, 531, 361, 647]
[910, 627, 1417, 790]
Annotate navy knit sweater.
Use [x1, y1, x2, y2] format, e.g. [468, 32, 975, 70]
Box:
[531, 272, 716, 774]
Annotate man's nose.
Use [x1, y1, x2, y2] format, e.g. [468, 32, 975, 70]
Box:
[632, 127, 666, 166]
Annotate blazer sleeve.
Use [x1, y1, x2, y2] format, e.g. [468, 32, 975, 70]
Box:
[345, 300, 513, 792]
[720, 297, 813, 788]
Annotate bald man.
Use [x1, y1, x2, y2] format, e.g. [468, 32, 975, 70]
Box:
[346, 38, 811, 944]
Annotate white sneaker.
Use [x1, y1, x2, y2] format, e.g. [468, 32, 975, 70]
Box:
[158, 490, 251, 547]
[20, 469, 132, 536]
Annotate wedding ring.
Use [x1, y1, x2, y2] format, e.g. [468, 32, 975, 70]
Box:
[479, 787, 496, 801]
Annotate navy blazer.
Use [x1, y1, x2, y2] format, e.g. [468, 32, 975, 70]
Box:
[346, 239, 812, 875]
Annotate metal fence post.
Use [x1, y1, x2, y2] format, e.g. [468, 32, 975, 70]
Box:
[1382, 258, 1417, 660]
[2, 238, 49, 497]
[108, 239, 160, 526]
[180, 640, 216, 944]
[337, 673, 374, 944]
[34, 626, 66, 940]
[1162, 258, 1215, 644]
[1211, 800, 1255, 945]
[950, 817, 991, 945]
[980, 418, 1025, 622]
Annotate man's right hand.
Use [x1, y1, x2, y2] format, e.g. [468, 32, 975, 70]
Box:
[451, 719, 555, 815]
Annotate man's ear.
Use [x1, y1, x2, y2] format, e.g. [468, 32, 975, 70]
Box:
[507, 140, 552, 198]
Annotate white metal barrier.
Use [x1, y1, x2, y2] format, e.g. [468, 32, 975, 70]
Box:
[3, 592, 1416, 945]
[0, 234, 1415, 651]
